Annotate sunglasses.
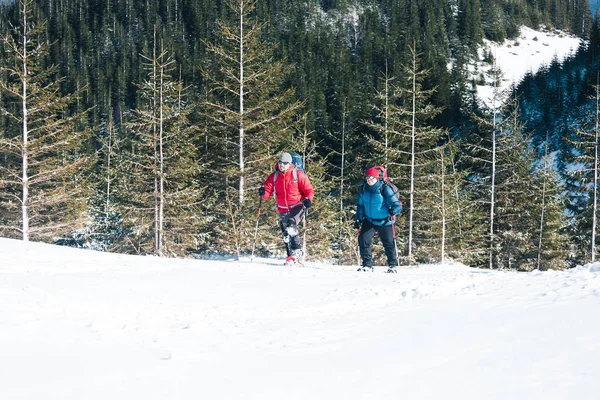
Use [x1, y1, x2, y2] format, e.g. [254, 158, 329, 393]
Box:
[366, 176, 377, 181]
[278, 161, 290, 165]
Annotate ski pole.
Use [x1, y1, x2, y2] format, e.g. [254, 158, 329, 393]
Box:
[356, 226, 361, 266]
[302, 207, 307, 263]
[391, 218, 400, 268]
[250, 197, 263, 262]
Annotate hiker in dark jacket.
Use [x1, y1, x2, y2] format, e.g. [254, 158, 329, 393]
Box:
[259, 152, 315, 265]
[354, 167, 402, 272]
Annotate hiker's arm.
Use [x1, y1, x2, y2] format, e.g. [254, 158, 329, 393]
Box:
[262, 174, 274, 200]
[383, 185, 402, 215]
[298, 171, 314, 202]
[356, 192, 365, 222]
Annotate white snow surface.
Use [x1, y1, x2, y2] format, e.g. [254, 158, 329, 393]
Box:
[477, 26, 582, 107]
[1, 238, 600, 399]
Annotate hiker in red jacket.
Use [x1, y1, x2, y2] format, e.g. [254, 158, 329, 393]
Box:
[259, 152, 314, 265]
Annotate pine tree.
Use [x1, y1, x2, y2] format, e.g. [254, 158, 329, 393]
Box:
[290, 113, 336, 261]
[493, 96, 538, 270]
[563, 81, 600, 264]
[202, 0, 302, 258]
[416, 137, 468, 264]
[0, 0, 92, 242]
[533, 137, 570, 270]
[374, 44, 447, 262]
[465, 86, 550, 269]
[119, 30, 205, 256]
[323, 100, 364, 265]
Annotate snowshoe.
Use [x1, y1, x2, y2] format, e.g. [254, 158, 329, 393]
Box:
[385, 267, 397, 273]
[357, 266, 374, 272]
[285, 256, 303, 267]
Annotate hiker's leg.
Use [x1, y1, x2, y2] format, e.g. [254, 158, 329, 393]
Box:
[358, 220, 376, 267]
[377, 224, 397, 266]
[279, 212, 293, 256]
[285, 207, 305, 257]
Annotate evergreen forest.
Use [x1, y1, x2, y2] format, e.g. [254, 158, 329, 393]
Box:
[1, 0, 600, 270]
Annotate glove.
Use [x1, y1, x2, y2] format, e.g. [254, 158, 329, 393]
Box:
[303, 198, 312, 208]
[353, 220, 361, 230]
[388, 208, 394, 216]
[258, 187, 265, 196]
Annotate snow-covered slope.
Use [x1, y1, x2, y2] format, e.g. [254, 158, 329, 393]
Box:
[477, 26, 582, 107]
[1, 238, 599, 399]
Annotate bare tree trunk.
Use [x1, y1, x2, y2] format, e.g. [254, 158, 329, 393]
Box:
[301, 116, 309, 261]
[238, 2, 245, 205]
[408, 46, 416, 259]
[339, 103, 346, 246]
[489, 64, 499, 269]
[384, 60, 390, 164]
[152, 26, 160, 255]
[452, 160, 463, 240]
[592, 76, 599, 262]
[440, 149, 446, 265]
[537, 138, 549, 270]
[489, 119, 497, 268]
[158, 40, 166, 256]
[21, 0, 29, 242]
[105, 118, 113, 222]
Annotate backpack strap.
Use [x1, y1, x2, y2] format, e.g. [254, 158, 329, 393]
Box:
[379, 182, 388, 196]
[380, 182, 398, 222]
[273, 167, 299, 198]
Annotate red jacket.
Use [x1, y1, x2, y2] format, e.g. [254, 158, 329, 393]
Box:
[262, 167, 314, 213]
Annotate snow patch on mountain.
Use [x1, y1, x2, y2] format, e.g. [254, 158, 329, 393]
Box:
[476, 26, 582, 107]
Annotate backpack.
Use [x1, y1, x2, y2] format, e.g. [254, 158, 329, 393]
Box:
[273, 152, 305, 195]
[361, 165, 402, 217]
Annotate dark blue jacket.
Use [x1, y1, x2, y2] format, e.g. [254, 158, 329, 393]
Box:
[356, 180, 402, 226]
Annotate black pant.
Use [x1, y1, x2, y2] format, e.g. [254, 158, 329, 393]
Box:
[358, 219, 397, 267]
[279, 206, 305, 257]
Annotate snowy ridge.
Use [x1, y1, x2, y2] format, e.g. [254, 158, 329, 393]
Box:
[1, 238, 600, 399]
